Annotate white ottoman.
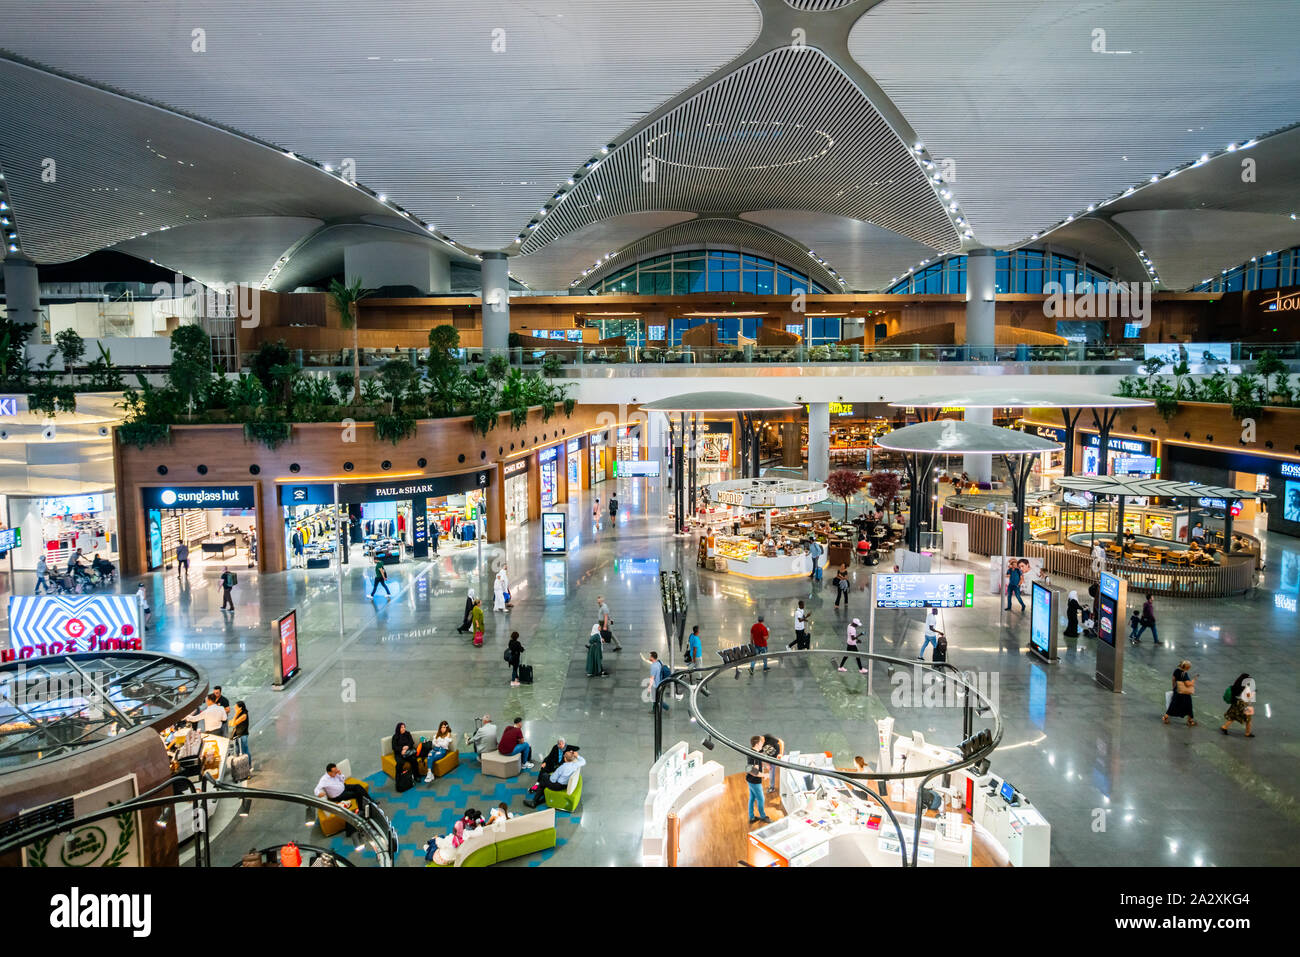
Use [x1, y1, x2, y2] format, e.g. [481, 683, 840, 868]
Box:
[480, 750, 522, 778]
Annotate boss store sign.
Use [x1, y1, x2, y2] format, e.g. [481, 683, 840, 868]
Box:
[142, 485, 256, 509]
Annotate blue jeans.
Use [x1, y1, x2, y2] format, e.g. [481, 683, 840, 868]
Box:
[371, 577, 390, 596]
[429, 747, 448, 763]
[34, 575, 48, 595]
[232, 735, 250, 761]
[919, 635, 937, 659]
[1134, 621, 1158, 642]
[1005, 585, 1024, 610]
[510, 742, 532, 764]
[748, 781, 766, 820]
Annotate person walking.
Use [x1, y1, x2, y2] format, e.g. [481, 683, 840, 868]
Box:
[1132, 593, 1160, 644]
[176, 541, 190, 579]
[609, 493, 619, 523]
[686, 625, 704, 684]
[456, 587, 478, 634]
[370, 557, 390, 599]
[808, 538, 823, 584]
[470, 598, 485, 646]
[648, 651, 671, 713]
[34, 554, 49, 595]
[787, 600, 809, 650]
[1220, 673, 1256, 737]
[586, 624, 608, 677]
[749, 615, 770, 674]
[1064, 590, 1081, 638]
[918, 608, 943, 660]
[1163, 659, 1197, 727]
[493, 564, 513, 612]
[219, 566, 236, 611]
[506, 631, 526, 686]
[833, 565, 851, 608]
[746, 738, 771, 825]
[592, 496, 601, 531]
[247, 529, 257, 568]
[839, 618, 866, 673]
[597, 595, 622, 651]
[1004, 559, 1026, 612]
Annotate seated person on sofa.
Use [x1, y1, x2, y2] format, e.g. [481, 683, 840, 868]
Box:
[498, 716, 536, 770]
[466, 714, 498, 757]
[540, 748, 585, 791]
[488, 802, 512, 825]
[540, 737, 568, 776]
[428, 808, 486, 866]
[391, 722, 428, 782]
[423, 720, 457, 783]
[315, 762, 377, 834]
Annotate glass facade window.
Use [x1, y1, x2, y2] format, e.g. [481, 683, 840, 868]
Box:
[594, 249, 826, 295]
[886, 249, 1113, 295]
[1194, 246, 1300, 293]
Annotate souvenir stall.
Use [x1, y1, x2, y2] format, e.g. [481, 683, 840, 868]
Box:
[699, 477, 829, 579]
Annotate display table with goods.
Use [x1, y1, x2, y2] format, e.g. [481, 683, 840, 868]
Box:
[669, 649, 1049, 868]
[749, 727, 1049, 867]
[704, 532, 813, 579]
[642, 741, 726, 866]
[160, 724, 231, 842]
[363, 537, 403, 563]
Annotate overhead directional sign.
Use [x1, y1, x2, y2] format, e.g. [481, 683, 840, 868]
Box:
[874, 573, 975, 609]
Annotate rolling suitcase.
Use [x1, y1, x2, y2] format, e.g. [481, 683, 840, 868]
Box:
[517, 664, 534, 684]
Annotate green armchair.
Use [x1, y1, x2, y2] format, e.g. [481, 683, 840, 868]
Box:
[544, 772, 582, 812]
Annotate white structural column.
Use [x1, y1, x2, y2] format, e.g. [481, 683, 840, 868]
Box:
[3, 255, 45, 344]
[964, 407, 993, 483]
[807, 402, 830, 482]
[965, 247, 996, 361]
[344, 241, 450, 294]
[481, 252, 510, 357]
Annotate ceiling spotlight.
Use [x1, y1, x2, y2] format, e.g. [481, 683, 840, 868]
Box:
[378, 194, 387, 202]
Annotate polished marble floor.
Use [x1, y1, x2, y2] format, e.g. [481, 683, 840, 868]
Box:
[12, 478, 1297, 866]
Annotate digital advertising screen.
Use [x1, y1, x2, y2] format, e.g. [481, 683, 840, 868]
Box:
[7, 594, 142, 652]
[277, 609, 299, 684]
[875, 573, 975, 609]
[541, 512, 566, 554]
[0, 526, 20, 554]
[1029, 581, 1052, 656]
[1097, 572, 1121, 646]
[614, 459, 661, 478]
[1284, 480, 1300, 524]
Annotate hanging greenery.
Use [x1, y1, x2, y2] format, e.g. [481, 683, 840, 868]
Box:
[244, 421, 292, 449]
[117, 421, 171, 449]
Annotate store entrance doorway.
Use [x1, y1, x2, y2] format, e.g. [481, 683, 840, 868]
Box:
[142, 485, 258, 573]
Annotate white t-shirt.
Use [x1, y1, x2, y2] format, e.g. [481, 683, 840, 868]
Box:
[795, 608, 807, 630]
[925, 614, 941, 639]
[846, 624, 859, 647]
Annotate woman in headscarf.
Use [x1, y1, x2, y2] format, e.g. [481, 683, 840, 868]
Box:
[1064, 590, 1081, 637]
[1162, 659, 1197, 727]
[456, 586, 477, 634]
[586, 624, 608, 677]
[1220, 674, 1256, 737]
[493, 564, 512, 612]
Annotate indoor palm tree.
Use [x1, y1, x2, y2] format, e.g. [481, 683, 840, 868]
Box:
[328, 277, 373, 405]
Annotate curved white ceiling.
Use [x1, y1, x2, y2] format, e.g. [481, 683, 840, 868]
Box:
[509, 211, 698, 291]
[848, 0, 1300, 247]
[1113, 210, 1300, 291]
[741, 210, 938, 290]
[113, 216, 323, 286]
[523, 46, 958, 256]
[0, 0, 760, 250]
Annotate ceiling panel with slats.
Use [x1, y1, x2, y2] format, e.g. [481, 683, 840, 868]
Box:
[523, 46, 958, 256]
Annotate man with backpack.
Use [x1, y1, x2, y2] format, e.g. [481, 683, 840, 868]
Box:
[609, 493, 619, 522]
[220, 566, 236, 611]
